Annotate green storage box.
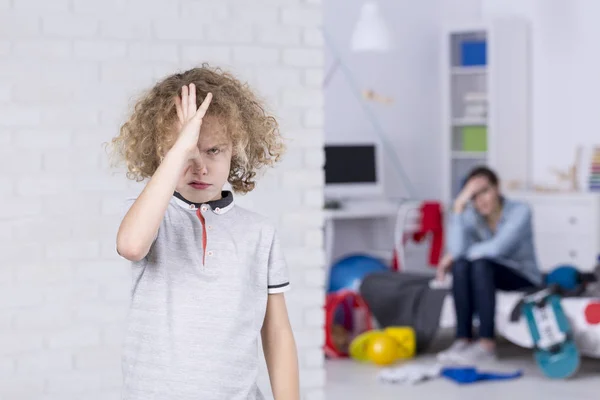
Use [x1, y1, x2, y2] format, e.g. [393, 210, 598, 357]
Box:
[462, 126, 487, 152]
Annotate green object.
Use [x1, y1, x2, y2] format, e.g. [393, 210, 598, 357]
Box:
[462, 126, 487, 152]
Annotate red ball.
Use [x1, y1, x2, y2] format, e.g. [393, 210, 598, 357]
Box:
[584, 302, 600, 325]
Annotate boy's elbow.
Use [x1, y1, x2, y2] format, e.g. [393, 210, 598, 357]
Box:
[116, 237, 148, 262]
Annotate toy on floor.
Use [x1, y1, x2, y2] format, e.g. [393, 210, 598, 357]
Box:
[521, 286, 580, 379]
[330, 324, 352, 354]
[544, 263, 600, 296]
[349, 326, 416, 366]
[328, 254, 388, 293]
[545, 264, 588, 295]
[324, 290, 373, 358]
[367, 333, 398, 365]
[325, 254, 388, 358]
[441, 367, 523, 384]
[546, 265, 580, 291]
[584, 302, 600, 325]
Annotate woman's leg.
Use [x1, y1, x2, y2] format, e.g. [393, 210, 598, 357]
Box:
[470, 258, 497, 341]
[471, 259, 536, 340]
[451, 258, 474, 340]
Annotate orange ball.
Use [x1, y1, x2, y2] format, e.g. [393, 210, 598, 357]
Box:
[366, 334, 398, 366]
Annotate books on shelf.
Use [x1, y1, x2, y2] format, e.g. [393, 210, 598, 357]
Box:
[463, 91, 487, 120]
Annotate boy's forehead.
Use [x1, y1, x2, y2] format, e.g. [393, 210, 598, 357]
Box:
[199, 116, 230, 143]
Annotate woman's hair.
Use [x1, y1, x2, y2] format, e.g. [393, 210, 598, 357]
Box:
[109, 64, 285, 194]
[465, 165, 499, 187]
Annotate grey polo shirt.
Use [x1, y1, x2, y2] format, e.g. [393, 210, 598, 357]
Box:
[120, 191, 290, 400]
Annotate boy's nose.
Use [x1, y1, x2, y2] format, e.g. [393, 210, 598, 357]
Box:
[191, 155, 208, 175]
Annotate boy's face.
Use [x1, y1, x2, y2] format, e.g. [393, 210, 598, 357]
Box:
[175, 117, 233, 203]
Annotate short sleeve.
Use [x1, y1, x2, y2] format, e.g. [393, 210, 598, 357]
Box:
[267, 229, 290, 294]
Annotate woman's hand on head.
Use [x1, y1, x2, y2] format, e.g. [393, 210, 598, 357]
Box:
[173, 83, 213, 160]
[453, 176, 487, 213]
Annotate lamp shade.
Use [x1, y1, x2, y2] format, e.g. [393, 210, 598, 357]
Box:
[350, 1, 392, 52]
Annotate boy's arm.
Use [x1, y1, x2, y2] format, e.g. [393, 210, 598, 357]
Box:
[116, 146, 188, 261]
[117, 85, 212, 262]
[261, 293, 300, 400]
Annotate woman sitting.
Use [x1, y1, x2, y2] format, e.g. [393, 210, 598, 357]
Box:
[436, 166, 542, 364]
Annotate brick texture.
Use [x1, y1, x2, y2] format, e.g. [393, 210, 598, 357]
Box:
[0, 0, 325, 399]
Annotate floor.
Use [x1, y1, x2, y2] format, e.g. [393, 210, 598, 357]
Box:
[325, 339, 600, 400]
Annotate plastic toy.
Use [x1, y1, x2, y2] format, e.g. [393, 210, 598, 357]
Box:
[584, 302, 600, 325]
[349, 326, 416, 366]
[521, 286, 580, 379]
[328, 254, 388, 293]
[367, 333, 398, 365]
[349, 330, 380, 362]
[382, 327, 416, 359]
[324, 290, 373, 358]
[545, 265, 581, 292]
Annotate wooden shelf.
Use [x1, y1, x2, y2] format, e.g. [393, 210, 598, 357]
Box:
[442, 18, 531, 202]
[451, 66, 487, 75]
[452, 117, 487, 126]
[452, 151, 487, 159]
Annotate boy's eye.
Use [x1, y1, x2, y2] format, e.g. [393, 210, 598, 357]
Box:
[207, 148, 220, 155]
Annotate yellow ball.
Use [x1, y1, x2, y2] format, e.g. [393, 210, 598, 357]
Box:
[366, 333, 398, 366]
[349, 330, 381, 362]
[384, 327, 416, 359]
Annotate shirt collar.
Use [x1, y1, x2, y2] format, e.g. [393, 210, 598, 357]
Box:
[173, 191, 235, 214]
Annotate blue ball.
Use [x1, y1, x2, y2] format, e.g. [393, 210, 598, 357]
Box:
[546, 265, 580, 291]
[328, 254, 388, 293]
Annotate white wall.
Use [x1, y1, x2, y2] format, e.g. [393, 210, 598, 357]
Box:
[324, 0, 482, 201]
[324, 0, 436, 200]
[483, 0, 600, 188]
[323, 0, 481, 267]
[326, 0, 600, 195]
[0, 1, 325, 399]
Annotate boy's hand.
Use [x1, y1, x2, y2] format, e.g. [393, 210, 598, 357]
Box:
[173, 83, 213, 160]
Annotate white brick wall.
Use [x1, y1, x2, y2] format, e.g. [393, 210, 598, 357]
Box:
[1, 0, 325, 399]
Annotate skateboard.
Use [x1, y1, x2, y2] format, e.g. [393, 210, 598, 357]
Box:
[521, 287, 580, 379]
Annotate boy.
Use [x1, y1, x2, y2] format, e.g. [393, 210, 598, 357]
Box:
[110, 66, 300, 399]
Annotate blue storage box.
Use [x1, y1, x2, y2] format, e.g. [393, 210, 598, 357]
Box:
[461, 40, 487, 66]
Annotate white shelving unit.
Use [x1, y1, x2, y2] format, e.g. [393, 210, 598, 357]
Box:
[441, 18, 531, 203]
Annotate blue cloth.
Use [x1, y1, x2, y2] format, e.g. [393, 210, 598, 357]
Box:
[441, 367, 523, 384]
[446, 197, 543, 286]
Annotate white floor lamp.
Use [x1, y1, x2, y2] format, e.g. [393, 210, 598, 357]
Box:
[324, 1, 416, 197]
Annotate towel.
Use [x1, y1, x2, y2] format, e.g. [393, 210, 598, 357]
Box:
[378, 362, 442, 385]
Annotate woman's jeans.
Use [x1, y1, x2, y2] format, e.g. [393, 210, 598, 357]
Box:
[452, 258, 536, 340]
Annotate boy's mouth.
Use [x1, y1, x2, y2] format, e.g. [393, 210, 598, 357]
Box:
[189, 181, 211, 190]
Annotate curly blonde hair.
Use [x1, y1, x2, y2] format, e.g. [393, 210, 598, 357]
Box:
[109, 64, 285, 193]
